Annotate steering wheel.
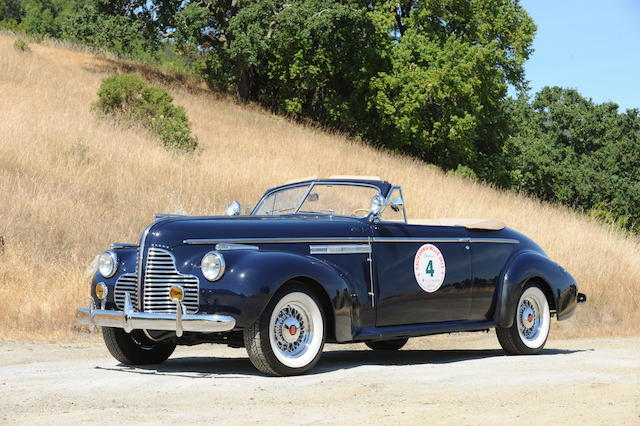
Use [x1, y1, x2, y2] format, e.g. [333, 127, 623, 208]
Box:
[350, 208, 371, 217]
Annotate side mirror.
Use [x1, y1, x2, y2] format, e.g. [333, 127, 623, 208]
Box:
[390, 197, 404, 212]
[370, 194, 385, 217]
[225, 200, 241, 216]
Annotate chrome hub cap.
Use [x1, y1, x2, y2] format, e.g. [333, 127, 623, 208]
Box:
[518, 299, 539, 340]
[281, 317, 301, 343]
[273, 305, 309, 357]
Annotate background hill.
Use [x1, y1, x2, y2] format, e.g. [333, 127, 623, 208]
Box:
[1, 34, 638, 340]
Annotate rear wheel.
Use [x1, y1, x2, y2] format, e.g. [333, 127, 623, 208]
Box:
[365, 338, 408, 351]
[496, 285, 551, 355]
[102, 327, 176, 365]
[244, 287, 325, 376]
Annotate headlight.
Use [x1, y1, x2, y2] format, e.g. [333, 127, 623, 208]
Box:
[98, 250, 118, 278]
[201, 251, 225, 281]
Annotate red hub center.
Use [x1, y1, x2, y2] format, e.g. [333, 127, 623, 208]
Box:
[527, 313, 533, 323]
[289, 325, 297, 335]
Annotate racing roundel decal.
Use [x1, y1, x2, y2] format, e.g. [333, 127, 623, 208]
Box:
[414, 244, 446, 292]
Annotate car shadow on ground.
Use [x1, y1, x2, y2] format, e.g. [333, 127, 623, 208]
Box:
[95, 347, 588, 379]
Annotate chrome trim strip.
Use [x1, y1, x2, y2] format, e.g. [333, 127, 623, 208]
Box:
[111, 243, 139, 249]
[371, 237, 520, 244]
[184, 237, 519, 245]
[184, 237, 370, 245]
[467, 238, 520, 244]
[372, 237, 468, 243]
[310, 244, 372, 255]
[215, 243, 259, 251]
[155, 213, 188, 219]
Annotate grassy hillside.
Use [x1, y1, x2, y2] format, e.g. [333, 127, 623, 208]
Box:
[1, 34, 638, 340]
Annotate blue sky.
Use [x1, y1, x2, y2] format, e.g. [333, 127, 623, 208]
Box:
[520, 0, 640, 111]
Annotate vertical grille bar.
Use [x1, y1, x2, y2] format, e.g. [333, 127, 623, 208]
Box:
[113, 247, 199, 314]
[114, 273, 139, 310]
[142, 248, 199, 314]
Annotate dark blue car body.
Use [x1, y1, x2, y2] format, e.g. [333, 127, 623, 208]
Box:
[86, 178, 580, 345]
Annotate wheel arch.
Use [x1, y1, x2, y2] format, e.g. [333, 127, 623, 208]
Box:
[273, 276, 337, 342]
[494, 250, 578, 327]
[524, 277, 557, 312]
[221, 250, 355, 342]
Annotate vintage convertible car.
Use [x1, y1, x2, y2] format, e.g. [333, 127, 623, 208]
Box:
[77, 176, 586, 376]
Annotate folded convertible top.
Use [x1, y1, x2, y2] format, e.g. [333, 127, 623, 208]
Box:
[407, 218, 506, 231]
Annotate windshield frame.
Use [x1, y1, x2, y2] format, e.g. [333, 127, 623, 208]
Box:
[251, 181, 384, 218]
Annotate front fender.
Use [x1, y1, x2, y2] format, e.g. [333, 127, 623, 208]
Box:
[182, 248, 355, 342]
[495, 250, 578, 328]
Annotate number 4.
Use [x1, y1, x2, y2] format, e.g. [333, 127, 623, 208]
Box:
[425, 260, 434, 277]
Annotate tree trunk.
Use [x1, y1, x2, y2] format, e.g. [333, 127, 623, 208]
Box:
[236, 66, 250, 103]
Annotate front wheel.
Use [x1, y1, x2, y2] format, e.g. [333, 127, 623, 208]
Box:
[244, 287, 325, 376]
[496, 285, 551, 355]
[102, 327, 176, 365]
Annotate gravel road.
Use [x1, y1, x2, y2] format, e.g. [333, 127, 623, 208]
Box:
[1, 334, 638, 425]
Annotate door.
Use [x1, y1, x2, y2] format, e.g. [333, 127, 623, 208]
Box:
[372, 222, 472, 326]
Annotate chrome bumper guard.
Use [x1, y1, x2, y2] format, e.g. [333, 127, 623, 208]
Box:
[76, 292, 236, 337]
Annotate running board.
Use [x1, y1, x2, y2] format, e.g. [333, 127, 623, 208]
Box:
[354, 320, 496, 341]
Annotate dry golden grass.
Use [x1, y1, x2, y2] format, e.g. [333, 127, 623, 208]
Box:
[1, 34, 638, 341]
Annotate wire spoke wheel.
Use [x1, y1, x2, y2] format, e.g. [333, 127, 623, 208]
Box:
[496, 285, 551, 355]
[268, 292, 323, 369]
[244, 286, 325, 376]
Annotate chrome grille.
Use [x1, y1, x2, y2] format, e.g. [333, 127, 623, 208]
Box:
[142, 247, 199, 314]
[114, 273, 139, 310]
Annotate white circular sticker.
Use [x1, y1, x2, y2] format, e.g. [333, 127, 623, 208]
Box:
[413, 244, 446, 292]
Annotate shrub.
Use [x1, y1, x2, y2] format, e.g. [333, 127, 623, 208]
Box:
[94, 74, 198, 152]
[13, 38, 29, 52]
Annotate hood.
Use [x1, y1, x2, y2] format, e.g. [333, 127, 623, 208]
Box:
[145, 215, 370, 248]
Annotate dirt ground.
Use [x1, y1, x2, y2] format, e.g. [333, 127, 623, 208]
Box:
[0, 333, 638, 425]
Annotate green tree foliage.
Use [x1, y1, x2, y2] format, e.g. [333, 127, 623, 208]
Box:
[0, 0, 24, 30]
[0, 1, 170, 62]
[365, 0, 535, 183]
[507, 87, 640, 232]
[62, 3, 157, 60]
[171, 0, 534, 183]
[0, 0, 79, 37]
[242, 0, 389, 131]
[94, 74, 198, 152]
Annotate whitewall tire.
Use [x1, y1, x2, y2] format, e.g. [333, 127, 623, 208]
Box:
[496, 285, 551, 355]
[244, 286, 326, 376]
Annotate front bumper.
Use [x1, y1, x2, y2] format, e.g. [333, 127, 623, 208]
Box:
[76, 293, 236, 337]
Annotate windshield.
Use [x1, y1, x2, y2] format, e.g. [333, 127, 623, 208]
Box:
[253, 183, 380, 217]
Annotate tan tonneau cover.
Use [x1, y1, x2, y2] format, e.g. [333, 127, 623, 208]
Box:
[408, 218, 505, 231]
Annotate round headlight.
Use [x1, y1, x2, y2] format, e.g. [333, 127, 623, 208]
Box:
[98, 250, 118, 278]
[201, 251, 225, 281]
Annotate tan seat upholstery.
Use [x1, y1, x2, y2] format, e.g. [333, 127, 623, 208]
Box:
[407, 218, 505, 231]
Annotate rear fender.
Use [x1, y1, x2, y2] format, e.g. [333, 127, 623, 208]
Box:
[495, 251, 578, 327]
